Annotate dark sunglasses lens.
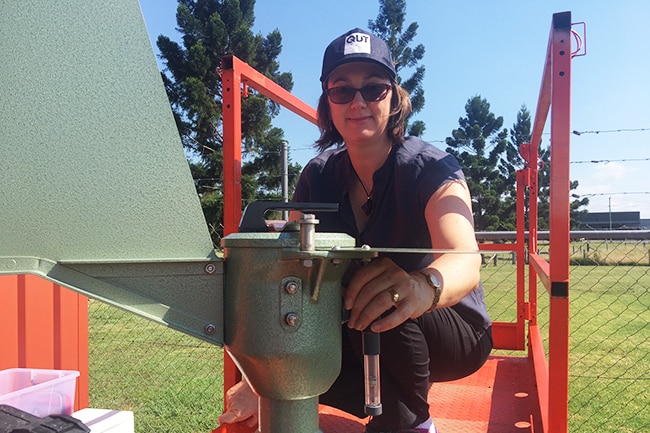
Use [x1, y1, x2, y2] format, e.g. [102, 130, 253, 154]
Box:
[360, 84, 389, 101]
[327, 84, 390, 104]
[328, 87, 355, 103]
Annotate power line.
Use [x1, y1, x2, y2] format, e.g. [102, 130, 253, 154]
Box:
[571, 157, 650, 164]
[572, 128, 650, 135]
[423, 126, 650, 143]
[573, 192, 650, 198]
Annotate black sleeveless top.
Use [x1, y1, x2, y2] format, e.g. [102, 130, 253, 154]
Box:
[293, 136, 491, 331]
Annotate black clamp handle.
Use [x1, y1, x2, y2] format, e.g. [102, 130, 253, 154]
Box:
[239, 201, 339, 232]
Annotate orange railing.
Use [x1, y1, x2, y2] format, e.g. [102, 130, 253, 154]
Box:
[525, 11, 574, 433]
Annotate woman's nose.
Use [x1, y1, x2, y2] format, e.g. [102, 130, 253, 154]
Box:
[349, 88, 367, 107]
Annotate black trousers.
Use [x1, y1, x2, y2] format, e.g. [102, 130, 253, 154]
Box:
[320, 308, 493, 431]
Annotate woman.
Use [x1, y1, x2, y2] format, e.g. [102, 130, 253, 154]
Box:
[219, 28, 492, 433]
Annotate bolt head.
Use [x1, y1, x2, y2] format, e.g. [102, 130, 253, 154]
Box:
[285, 313, 300, 327]
[285, 281, 299, 294]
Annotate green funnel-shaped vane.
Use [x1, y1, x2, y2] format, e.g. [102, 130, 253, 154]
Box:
[0, 0, 223, 345]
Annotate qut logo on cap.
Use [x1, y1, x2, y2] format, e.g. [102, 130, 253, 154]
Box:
[344, 33, 371, 55]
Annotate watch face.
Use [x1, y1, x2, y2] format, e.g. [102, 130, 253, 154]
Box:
[428, 274, 441, 288]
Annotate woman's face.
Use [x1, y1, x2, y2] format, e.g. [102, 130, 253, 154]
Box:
[325, 62, 393, 146]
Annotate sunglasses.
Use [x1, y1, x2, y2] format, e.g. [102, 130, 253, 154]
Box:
[325, 83, 392, 104]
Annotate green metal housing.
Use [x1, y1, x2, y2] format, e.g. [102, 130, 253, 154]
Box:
[0, 0, 223, 345]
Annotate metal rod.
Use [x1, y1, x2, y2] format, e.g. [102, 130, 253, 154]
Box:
[320, 247, 491, 255]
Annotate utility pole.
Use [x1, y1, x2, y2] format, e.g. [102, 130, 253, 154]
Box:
[608, 196, 612, 231]
[282, 141, 289, 220]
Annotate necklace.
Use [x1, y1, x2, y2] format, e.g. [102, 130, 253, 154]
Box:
[351, 166, 374, 216]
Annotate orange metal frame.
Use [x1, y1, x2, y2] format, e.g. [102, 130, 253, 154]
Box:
[220, 54, 318, 395]
[524, 12, 572, 433]
[219, 11, 573, 433]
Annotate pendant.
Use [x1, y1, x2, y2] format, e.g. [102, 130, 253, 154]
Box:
[361, 198, 374, 216]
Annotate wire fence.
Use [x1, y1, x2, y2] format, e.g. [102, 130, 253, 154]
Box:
[87, 237, 649, 433]
[564, 238, 649, 432]
[88, 301, 224, 433]
[483, 236, 649, 432]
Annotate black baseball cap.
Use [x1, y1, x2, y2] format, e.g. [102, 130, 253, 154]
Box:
[320, 28, 396, 83]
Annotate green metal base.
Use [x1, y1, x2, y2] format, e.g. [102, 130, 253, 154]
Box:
[258, 397, 321, 433]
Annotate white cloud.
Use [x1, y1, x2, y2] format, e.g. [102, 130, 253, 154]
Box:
[592, 162, 633, 181]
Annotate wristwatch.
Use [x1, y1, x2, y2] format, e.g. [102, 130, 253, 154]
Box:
[420, 271, 443, 312]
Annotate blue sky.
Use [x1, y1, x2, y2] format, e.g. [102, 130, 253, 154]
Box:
[138, 0, 650, 218]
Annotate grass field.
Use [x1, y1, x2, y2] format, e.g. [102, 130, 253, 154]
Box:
[88, 303, 225, 432]
[88, 257, 649, 432]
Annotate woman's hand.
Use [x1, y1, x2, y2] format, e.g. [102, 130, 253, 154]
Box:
[344, 257, 434, 333]
[217, 379, 259, 428]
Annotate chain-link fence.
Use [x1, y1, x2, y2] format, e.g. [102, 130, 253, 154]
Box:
[88, 236, 649, 432]
[565, 237, 649, 432]
[482, 235, 649, 433]
[88, 303, 225, 433]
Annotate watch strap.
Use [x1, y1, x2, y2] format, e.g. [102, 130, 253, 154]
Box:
[420, 271, 442, 312]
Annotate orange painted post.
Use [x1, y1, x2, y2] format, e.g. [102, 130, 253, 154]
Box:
[220, 56, 244, 395]
[221, 56, 244, 238]
[219, 54, 318, 398]
[0, 275, 89, 410]
[524, 11, 574, 433]
[515, 169, 528, 349]
[547, 11, 572, 433]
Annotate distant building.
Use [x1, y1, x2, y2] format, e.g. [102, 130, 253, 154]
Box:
[577, 211, 641, 230]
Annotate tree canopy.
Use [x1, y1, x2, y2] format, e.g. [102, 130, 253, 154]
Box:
[445, 96, 509, 231]
[368, 0, 426, 137]
[446, 97, 587, 231]
[156, 0, 301, 244]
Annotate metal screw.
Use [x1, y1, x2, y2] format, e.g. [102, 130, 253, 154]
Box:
[285, 313, 300, 327]
[360, 244, 373, 264]
[204, 263, 216, 274]
[285, 281, 299, 295]
[204, 323, 217, 335]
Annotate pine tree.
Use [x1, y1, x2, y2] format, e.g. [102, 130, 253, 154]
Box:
[500, 105, 532, 230]
[445, 96, 508, 231]
[368, 0, 426, 137]
[156, 0, 301, 243]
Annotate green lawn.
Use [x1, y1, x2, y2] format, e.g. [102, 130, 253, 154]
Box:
[88, 262, 649, 432]
[88, 302, 225, 432]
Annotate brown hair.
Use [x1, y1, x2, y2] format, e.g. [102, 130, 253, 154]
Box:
[314, 82, 412, 152]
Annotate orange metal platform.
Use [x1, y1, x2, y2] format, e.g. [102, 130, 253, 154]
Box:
[214, 355, 542, 433]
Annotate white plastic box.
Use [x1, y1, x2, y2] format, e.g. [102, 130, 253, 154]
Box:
[0, 368, 79, 417]
[73, 408, 135, 433]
